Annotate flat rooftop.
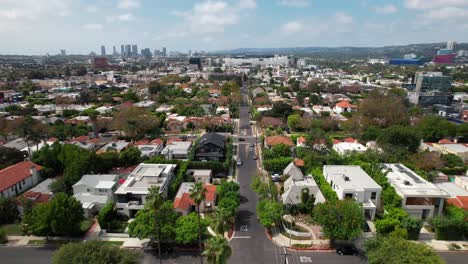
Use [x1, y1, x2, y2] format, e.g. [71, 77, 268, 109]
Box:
[382, 163, 449, 198]
[323, 165, 381, 190]
[115, 163, 177, 194]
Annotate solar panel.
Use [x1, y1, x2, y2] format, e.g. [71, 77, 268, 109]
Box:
[402, 170, 424, 184]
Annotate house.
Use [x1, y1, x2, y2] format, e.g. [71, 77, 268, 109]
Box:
[382, 163, 449, 219]
[323, 165, 382, 220]
[282, 162, 325, 205]
[195, 133, 226, 161]
[334, 100, 357, 114]
[173, 182, 217, 216]
[73, 174, 119, 217]
[431, 139, 468, 162]
[454, 176, 468, 191]
[115, 163, 177, 217]
[137, 145, 163, 157]
[264, 136, 294, 149]
[259, 117, 284, 128]
[0, 161, 42, 198]
[187, 169, 213, 184]
[16, 178, 55, 215]
[435, 182, 468, 210]
[161, 141, 192, 160]
[332, 138, 367, 156]
[96, 141, 130, 154]
[297, 136, 307, 147]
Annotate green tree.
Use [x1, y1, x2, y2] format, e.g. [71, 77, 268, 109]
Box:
[190, 182, 207, 263]
[0, 228, 7, 244]
[122, 90, 139, 102]
[256, 199, 284, 228]
[299, 188, 315, 214]
[98, 202, 116, 232]
[211, 208, 235, 235]
[0, 146, 26, 170]
[52, 240, 140, 264]
[118, 147, 141, 167]
[0, 197, 19, 225]
[377, 125, 421, 154]
[313, 200, 363, 241]
[287, 114, 302, 130]
[417, 115, 457, 142]
[366, 237, 444, 264]
[175, 212, 209, 245]
[203, 236, 232, 264]
[24, 193, 84, 237]
[84, 109, 99, 138]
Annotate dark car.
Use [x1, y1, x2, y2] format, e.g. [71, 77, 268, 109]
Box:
[336, 245, 358, 256]
[249, 143, 255, 147]
[239, 138, 245, 141]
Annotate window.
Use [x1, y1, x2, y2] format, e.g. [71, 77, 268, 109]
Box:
[23, 180, 26, 184]
[371, 192, 377, 199]
[345, 193, 353, 199]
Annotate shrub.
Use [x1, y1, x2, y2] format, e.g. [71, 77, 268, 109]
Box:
[0, 228, 7, 244]
[310, 167, 337, 201]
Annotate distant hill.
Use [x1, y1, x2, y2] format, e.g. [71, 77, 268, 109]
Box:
[211, 43, 468, 59]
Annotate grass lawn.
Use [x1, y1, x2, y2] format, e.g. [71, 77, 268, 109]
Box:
[1, 223, 23, 235]
[80, 219, 95, 234]
[101, 241, 124, 246]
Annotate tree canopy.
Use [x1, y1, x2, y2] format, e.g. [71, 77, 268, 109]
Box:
[175, 212, 209, 245]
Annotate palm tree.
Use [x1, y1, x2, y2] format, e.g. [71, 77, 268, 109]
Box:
[190, 182, 207, 264]
[211, 208, 234, 236]
[203, 236, 232, 264]
[146, 186, 164, 264]
[85, 109, 99, 138]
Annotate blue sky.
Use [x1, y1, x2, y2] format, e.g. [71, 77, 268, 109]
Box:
[0, 0, 467, 55]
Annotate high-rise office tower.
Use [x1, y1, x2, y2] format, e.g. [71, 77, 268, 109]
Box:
[141, 48, 152, 59]
[121, 45, 125, 56]
[125, 45, 131, 57]
[447, 41, 455, 50]
[113, 46, 117, 56]
[162, 47, 167, 57]
[101, 45, 106, 56]
[132, 45, 138, 56]
[60, 49, 66, 56]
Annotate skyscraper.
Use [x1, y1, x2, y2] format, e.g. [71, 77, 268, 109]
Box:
[132, 44, 138, 56]
[125, 45, 131, 57]
[101, 45, 106, 56]
[113, 46, 117, 56]
[60, 49, 66, 56]
[447, 41, 455, 50]
[162, 47, 167, 57]
[121, 45, 125, 56]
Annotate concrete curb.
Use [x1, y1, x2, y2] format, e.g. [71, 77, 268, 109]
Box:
[266, 228, 335, 252]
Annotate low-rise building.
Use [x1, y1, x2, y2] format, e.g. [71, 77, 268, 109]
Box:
[282, 163, 325, 205]
[115, 163, 177, 217]
[173, 182, 217, 216]
[186, 169, 212, 184]
[96, 141, 130, 154]
[264, 135, 294, 149]
[0, 161, 42, 198]
[161, 141, 192, 160]
[323, 165, 382, 220]
[382, 163, 449, 219]
[73, 174, 119, 217]
[195, 133, 226, 162]
[137, 144, 163, 157]
[332, 138, 367, 156]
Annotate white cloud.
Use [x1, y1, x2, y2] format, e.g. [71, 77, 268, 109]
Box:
[280, 21, 304, 34]
[0, 0, 72, 21]
[404, 0, 468, 10]
[426, 6, 468, 20]
[238, 0, 256, 9]
[172, 0, 256, 34]
[107, 13, 135, 22]
[278, 0, 310, 7]
[86, 5, 99, 13]
[375, 4, 398, 14]
[334, 12, 353, 24]
[117, 0, 141, 9]
[82, 23, 103, 30]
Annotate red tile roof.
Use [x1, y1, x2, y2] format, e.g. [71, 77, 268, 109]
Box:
[204, 184, 217, 204]
[173, 184, 217, 211]
[446, 196, 468, 210]
[17, 191, 51, 204]
[265, 136, 294, 147]
[336, 100, 357, 109]
[343, 137, 357, 143]
[135, 139, 150, 145]
[294, 158, 305, 167]
[438, 139, 454, 144]
[74, 135, 90, 142]
[150, 138, 164, 145]
[297, 136, 307, 144]
[0, 161, 42, 192]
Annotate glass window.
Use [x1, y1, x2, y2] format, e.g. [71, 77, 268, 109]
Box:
[371, 192, 377, 199]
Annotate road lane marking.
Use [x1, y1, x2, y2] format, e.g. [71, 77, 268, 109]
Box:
[231, 236, 251, 239]
[300, 256, 313, 263]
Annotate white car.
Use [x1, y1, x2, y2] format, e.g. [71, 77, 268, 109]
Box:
[237, 159, 243, 166]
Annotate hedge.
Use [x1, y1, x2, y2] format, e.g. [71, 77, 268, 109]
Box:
[310, 167, 338, 201]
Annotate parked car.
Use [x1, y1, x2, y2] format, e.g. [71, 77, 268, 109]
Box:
[336, 245, 358, 256]
[249, 143, 255, 147]
[237, 159, 243, 166]
[239, 138, 245, 141]
[253, 155, 258, 160]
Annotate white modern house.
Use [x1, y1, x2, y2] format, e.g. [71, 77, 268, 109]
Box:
[332, 138, 367, 156]
[115, 163, 177, 217]
[161, 141, 192, 160]
[323, 165, 382, 220]
[282, 162, 325, 205]
[382, 163, 449, 219]
[72, 174, 119, 217]
[137, 144, 163, 157]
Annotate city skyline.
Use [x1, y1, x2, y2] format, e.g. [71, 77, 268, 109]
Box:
[1, 0, 468, 55]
